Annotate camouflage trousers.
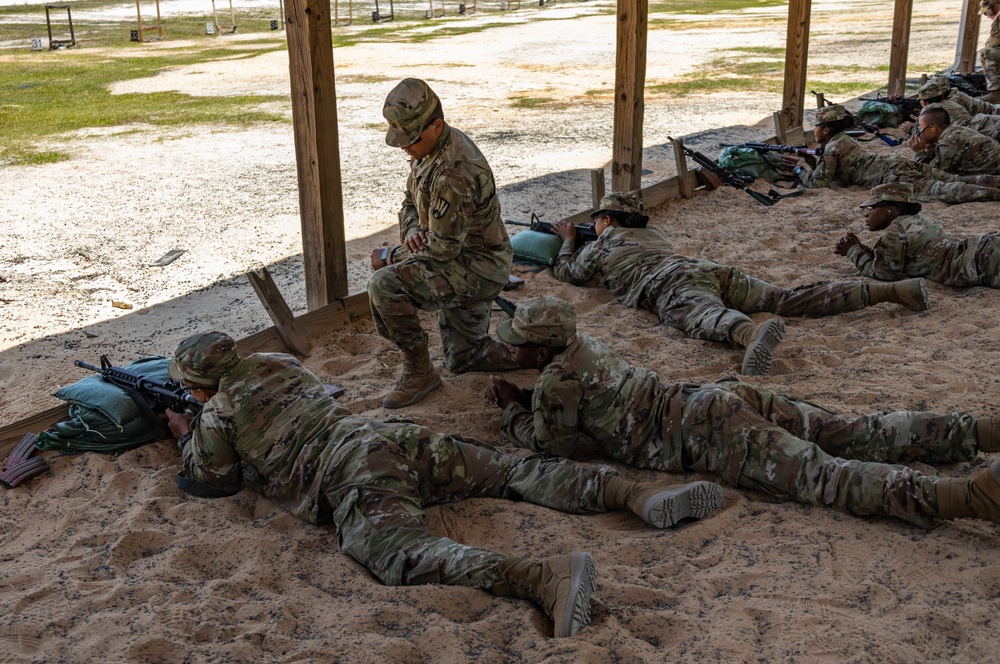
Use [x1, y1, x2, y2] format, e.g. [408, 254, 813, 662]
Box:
[368, 257, 515, 373]
[881, 158, 1000, 203]
[323, 423, 613, 588]
[966, 113, 1000, 142]
[677, 381, 979, 528]
[644, 262, 870, 344]
[981, 46, 1000, 92]
[976, 235, 1000, 288]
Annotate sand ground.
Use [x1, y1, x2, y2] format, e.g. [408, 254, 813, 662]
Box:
[3, 1, 1000, 661]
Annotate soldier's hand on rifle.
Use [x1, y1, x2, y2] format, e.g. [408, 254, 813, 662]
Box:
[164, 408, 194, 440]
[485, 376, 528, 409]
[834, 232, 860, 256]
[404, 230, 428, 253]
[553, 220, 577, 242]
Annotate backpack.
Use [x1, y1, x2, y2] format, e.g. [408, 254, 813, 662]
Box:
[857, 101, 906, 128]
[718, 147, 790, 182]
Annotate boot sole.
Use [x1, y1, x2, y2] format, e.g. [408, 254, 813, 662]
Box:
[382, 374, 443, 409]
[740, 318, 786, 376]
[641, 481, 725, 529]
[901, 278, 929, 312]
[557, 552, 597, 638]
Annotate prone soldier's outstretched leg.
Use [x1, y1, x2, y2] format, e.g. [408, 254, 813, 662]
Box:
[438, 292, 518, 374]
[325, 426, 724, 637]
[681, 386, 1000, 528]
[716, 380, 992, 463]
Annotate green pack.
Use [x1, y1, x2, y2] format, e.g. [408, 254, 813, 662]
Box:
[856, 101, 906, 128]
[718, 147, 789, 181]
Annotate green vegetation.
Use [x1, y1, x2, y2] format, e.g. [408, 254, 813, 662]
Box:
[0, 46, 289, 165]
[510, 96, 555, 108]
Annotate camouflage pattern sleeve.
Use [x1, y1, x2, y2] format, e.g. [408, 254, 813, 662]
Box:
[498, 372, 592, 458]
[181, 394, 242, 490]
[953, 91, 1000, 116]
[848, 222, 906, 280]
[989, 15, 1000, 48]
[799, 140, 842, 188]
[552, 239, 603, 285]
[420, 169, 473, 262]
[399, 173, 422, 243]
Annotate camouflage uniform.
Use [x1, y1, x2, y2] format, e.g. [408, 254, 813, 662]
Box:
[500, 331, 981, 529]
[180, 351, 619, 588]
[913, 121, 1000, 176]
[847, 184, 1000, 288]
[553, 225, 874, 344]
[951, 90, 1000, 117]
[368, 79, 514, 373]
[981, 0, 1000, 92]
[798, 129, 1000, 203]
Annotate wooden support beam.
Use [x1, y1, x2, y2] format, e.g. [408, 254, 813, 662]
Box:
[887, 0, 914, 97]
[284, 0, 348, 310]
[773, 111, 788, 144]
[591, 169, 606, 209]
[0, 292, 370, 456]
[780, 0, 811, 131]
[670, 137, 693, 199]
[956, 0, 983, 75]
[247, 267, 312, 357]
[611, 0, 648, 192]
[813, 92, 825, 109]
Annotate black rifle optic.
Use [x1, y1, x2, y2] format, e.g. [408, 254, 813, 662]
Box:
[76, 355, 203, 415]
[720, 142, 824, 156]
[810, 90, 901, 146]
[671, 137, 789, 207]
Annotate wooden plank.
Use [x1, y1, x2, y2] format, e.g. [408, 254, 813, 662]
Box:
[670, 137, 693, 199]
[780, 0, 811, 131]
[611, 0, 648, 192]
[284, 0, 348, 310]
[0, 292, 370, 451]
[957, 0, 983, 74]
[590, 169, 606, 209]
[887, 0, 914, 97]
[773, 111, 788, 144]
[246, 267, 312, 357]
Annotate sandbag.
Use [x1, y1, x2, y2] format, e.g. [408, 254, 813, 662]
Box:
[511, 229, 563, 266]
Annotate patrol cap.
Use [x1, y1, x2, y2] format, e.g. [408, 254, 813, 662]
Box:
[497, 296, 577, 347]
[591, 192, 644, 218]
[169, 331, 241, 387]
[981, 0, 999, 15]
[383, 78, 441, 148]
[815, 104, 847, 124]
[917, 77, 950, 100]
[860, 182, 916, 208]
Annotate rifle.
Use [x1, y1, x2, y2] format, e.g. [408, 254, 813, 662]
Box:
[859, 95, 922, 116]
[810, 90, 901, 146]
[719, 142, 823, 156]
[670, 136, 784, 207]
[506, 213, 600, 250]
[75, 355, 203, 415]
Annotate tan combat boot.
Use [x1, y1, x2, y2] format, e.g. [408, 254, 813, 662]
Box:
[867, 279, 929, 312]
[731, 318, 787, 376]
[935, 459, 1000, 523]
[602, 475, 725, 528]
[382, 344, 442, 409]
[491, 553, 597, 638]
[977, 416, 1000, 453]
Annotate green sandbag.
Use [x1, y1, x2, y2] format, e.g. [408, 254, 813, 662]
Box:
[856, 101, 906, 128]
[511, 229, 563, 266]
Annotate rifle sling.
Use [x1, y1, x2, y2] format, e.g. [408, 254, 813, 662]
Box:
[119, 384, 172, 437]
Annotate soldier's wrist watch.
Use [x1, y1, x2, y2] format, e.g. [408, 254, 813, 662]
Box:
[176, 432, 193, 449]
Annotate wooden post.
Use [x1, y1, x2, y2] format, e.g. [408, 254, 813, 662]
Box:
[590, 169, 605, 209]
[772, 111, 788, 143]
[284, 0, 348, 309]
[780, 0, 811, 131]
[887, 0, 914, 97]
[670, 138, 692, 199]
[814, 92, 825, 109]
[247, 267, 312, 357]
[956, 0, 983, 75]
[611, 0, 648, 193]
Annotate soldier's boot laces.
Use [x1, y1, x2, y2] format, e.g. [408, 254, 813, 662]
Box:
[602, 475, 725, 528]
[867, 278, 929, 312]
[733, 318, 786, 376]
[491, 553, 597, 638]
[978, 416, 1000, 453]
[936, 459, 1000, 523]
[382, 344, 442, 409]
